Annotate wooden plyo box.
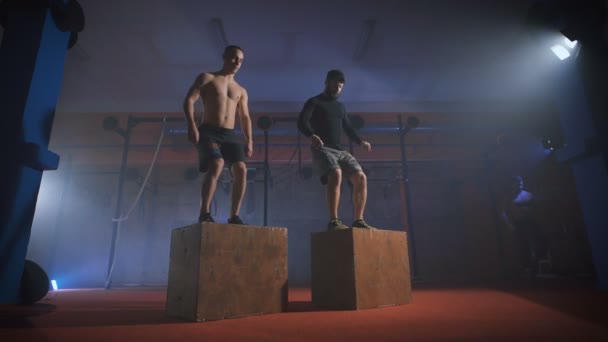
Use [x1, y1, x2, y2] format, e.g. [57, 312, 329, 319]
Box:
[166, 223, 288, 321]
[311, 228, 412, 310]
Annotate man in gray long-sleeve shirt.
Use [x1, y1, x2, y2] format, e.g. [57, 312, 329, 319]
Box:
[298, 69, 376, 231]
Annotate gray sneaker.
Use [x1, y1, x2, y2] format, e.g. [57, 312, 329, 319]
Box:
[327, 219, 349, 231]
[352, 219, 376, 229]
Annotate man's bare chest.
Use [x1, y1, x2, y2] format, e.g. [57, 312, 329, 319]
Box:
[201, 81, 241, 102]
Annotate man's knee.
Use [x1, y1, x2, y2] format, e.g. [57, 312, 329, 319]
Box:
[207, 158, 225, 178]
[351, 170, 366, 185]
[231, 162, 247, 178]
[327, 168, 342, 182]
[327, 169, 342, 179]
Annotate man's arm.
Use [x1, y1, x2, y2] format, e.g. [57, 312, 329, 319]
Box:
[298, 98, 323, 148]
[342, 109, 371, 151]
[297, 98, 316, 138]
[238, 88, 253, 157]
[183, 73, 205, 144]
[183, 74, 205, 126]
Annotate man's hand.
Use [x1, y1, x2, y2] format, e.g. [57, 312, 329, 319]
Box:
[245, 140, 253, 158]
[311, 134, 324, 149]
[188, 125, 199, 144]
[361, 141, 372, 152]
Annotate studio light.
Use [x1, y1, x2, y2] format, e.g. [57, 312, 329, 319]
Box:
[563, 37, 577, 49]
[542, 137, 554, 150]
[550, 44, 571, 60]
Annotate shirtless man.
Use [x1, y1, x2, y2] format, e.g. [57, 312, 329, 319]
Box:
[183, 45, 253, 224]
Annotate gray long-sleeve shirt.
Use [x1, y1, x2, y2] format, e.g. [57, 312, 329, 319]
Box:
[297, 93, 362, 150]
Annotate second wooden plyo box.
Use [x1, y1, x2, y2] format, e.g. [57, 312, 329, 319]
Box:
[311, 227, 412, 310]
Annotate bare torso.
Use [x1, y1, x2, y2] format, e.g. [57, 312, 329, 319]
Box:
[197, 72, 244, 129]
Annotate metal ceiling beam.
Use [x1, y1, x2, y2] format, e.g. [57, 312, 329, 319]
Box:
[210, 17, 228, 52]
[354, 19, 376, 62]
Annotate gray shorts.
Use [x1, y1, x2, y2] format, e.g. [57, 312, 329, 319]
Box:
[311, 146, 363, 185]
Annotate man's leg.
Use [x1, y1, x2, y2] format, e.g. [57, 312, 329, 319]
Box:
[326, 168, 342, 220]
[229, 161, 247, 219]
[341, 152, 375, 229]
[312, 147, 348, 230]
[349, 171, 367, 221]
[326, 168, 348, 230]
[200, 158, 224, 221]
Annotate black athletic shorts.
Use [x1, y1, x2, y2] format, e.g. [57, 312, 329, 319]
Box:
[196, 124, 245, 172]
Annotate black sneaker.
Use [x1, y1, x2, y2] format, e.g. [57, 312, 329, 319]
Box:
[327, 219, 349, 231]
[198, 212, 215, 223]
[352, 219, 376, 229]
[228, 215, 246, 225]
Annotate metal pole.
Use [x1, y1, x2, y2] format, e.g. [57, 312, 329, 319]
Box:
[297, 133, 302, 174]
[263, 130, 269, 226]
[349, 141, 354, 217]
[105, 116, 135, 289]
[398, 114, 419, 277]
[482, 152, 507, 278]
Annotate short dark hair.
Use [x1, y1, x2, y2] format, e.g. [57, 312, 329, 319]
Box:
[326, 69, 345, 83]
[223, 45, 243, 56]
